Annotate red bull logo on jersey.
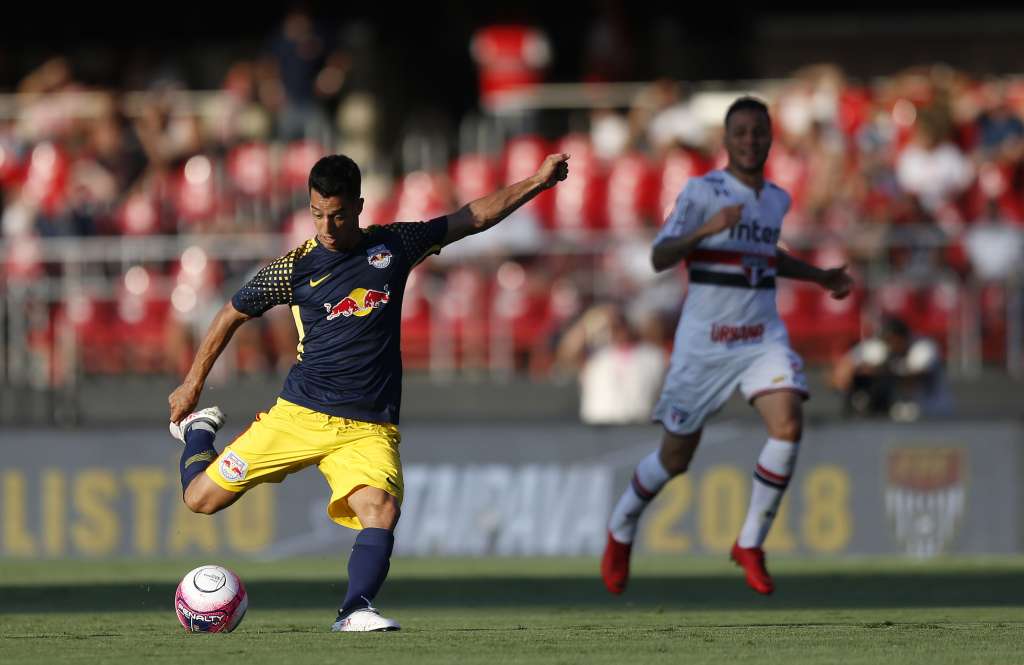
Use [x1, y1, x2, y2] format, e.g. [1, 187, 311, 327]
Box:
[367, 244, 393, 269]
[324, 286, 390, 320]
[710, 323, 765, 344]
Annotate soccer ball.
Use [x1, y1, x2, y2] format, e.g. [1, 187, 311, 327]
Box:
[174, 565, 248, 633]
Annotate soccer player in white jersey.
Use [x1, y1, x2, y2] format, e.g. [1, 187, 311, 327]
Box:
[601, 97, 853, 595]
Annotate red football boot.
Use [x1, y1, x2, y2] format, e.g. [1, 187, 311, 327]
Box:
[601, 532, 632, 595]
[730, 542, 774, 595]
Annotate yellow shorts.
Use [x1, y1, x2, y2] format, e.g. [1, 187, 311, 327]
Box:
[205, 398, 402, 530]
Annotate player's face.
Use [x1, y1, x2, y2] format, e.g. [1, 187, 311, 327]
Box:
[724, 109, 772, 175]
[310, 189, 363, 250]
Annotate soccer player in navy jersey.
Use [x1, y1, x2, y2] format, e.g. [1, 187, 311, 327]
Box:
[168, 152, 569, 631]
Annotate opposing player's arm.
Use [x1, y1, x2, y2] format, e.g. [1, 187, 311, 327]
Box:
[775, 248, 853, 299]
[168, 302, 252, 422]
[651, 203, 743, 272]
[443, 153, 569, 245]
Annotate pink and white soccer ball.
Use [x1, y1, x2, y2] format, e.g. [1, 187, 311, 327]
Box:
[175, 565, 248, 633]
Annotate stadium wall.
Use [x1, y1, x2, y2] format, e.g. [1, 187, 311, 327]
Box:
[0, 421, 1020, 559]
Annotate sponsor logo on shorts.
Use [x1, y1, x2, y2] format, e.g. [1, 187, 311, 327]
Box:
[710, 323, 765, 344]
[219, 451, 249, 482]
[771, 375, 786, 384]
[367, 244, 392, 269]
[670, 406, 689, 426]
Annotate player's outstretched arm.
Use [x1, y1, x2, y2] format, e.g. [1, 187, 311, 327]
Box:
[775, 248, 853, 299]
[651, 204, 743, 272]
[168, 301, 252, 422]
[442, 153, 570, 245]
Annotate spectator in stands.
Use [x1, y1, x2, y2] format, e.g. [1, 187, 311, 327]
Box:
[556, 304, 667, 425]
[831, 315, 953, 421]
[974, 82, 1024, 160]
[964, 198, 1024, 281]
[896, 109, 974, 216]
[268, 6, 334, 140]
[631, 79, 707, 156]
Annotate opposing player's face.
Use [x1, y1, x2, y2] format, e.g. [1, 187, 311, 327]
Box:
[310, 189, 363, 250]
[724, 109, 772, 174]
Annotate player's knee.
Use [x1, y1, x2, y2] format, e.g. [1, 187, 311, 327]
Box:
[770, 418, 802, 443]
[659, 447, 694, 475]
[372, 498, 400, 528]
[183, 487, 222, 515]
[352, 487, 399, 528]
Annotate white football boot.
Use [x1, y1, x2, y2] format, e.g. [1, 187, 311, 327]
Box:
[169, 406, 226, 443]
[331, 605, 401, 632]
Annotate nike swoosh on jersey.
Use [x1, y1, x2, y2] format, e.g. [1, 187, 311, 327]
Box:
[309, 274, 332, 287]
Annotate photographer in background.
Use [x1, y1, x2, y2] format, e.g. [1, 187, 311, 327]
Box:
[831, 315, 953, 421]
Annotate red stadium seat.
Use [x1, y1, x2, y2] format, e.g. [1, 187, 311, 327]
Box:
[21, 142, 69, 216]
[551, 134, 607, 235]
[777, 280, 825, 359]
[490, 261, 554, 364]
[979, 282, 1008, 363]
[393, 170, 451, 222]
[173, 155, 218, 224]
[816, 285, 865, 356]
[451, 153, 500, 205]
[656, 148, 710, 224]
[53, 299, 122, 374]
[3, 236, 44, 282]
[606, 152, 656, 235]
[917, 282, 962, 347]
[765, 143, 809, 212]
[400, 269, 434, 368]
[501, 135, 554, 227]
[437, 266, 490, 369]
[0, 136, 25, 187]
[280, 140, 326, 193]
[876, 281, 914, 320]
[227, 142, 273, 199]
[115, 191, 161, 236]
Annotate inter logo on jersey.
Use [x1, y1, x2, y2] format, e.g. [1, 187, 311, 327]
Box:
[324, 286, 390, 320]
[367, 244, 392, 269]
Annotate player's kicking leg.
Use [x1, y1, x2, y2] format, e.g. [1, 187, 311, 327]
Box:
[169, 406, 239, 514]
[332, 486, 401, 632]
[602, 429, 701, 594]
[731, 390, 803, 595]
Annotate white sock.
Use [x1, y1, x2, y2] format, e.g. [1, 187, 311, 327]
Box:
[608, 450, 671, 544]
[738, 437, 799, 549]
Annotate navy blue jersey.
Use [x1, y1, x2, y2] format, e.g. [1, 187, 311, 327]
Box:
[231, 217, 448, 424]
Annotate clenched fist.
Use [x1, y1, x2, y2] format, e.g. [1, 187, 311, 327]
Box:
[535, 153, 570, 190]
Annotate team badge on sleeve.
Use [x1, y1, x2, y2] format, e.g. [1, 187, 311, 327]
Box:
[219, 451, 249, 482]
[367, 244, 392, 269]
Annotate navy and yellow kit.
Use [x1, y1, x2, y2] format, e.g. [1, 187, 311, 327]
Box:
[231, 217, 448, 425]
[205, 217, 448, 529]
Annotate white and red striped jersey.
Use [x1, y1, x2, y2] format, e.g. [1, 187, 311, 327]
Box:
[655, 169, 791, 355]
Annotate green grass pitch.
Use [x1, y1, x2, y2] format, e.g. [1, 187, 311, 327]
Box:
[2, 556, 1023, 664]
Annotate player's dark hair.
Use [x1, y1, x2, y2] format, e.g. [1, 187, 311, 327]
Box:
[880, 315, 910, 340]
[309, 154, 361, 201]
[725, 96, 770, 128]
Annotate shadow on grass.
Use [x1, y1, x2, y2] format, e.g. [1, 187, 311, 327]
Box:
[2, 571, 1020, 614]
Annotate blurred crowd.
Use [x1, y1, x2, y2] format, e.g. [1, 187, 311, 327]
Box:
[1, 11, 1022, 403]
